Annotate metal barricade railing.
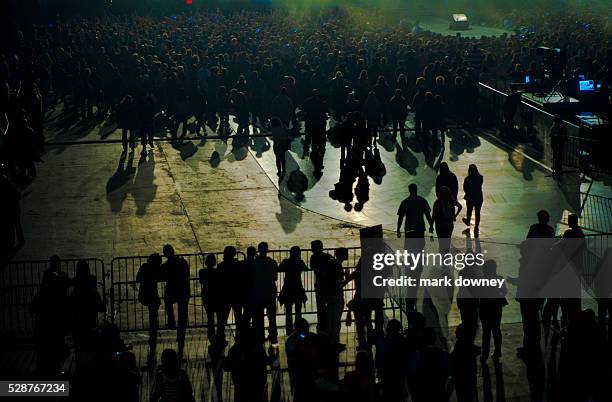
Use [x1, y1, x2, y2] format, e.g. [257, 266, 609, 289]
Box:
[582, 234, 612, 295]
[109, 252, 245, 332]
[107, 246, 413, 333]
[0, 258, 106, 339]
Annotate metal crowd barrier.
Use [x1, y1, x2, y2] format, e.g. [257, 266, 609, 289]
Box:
[109, 246, 402, 333]
[109, 252, 246, 332]
[0, 258, 106, 339]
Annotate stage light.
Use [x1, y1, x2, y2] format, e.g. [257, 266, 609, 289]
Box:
[186, 0, 192, 5]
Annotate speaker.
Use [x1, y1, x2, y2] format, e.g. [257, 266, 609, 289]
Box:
[449, 14, 470, 30]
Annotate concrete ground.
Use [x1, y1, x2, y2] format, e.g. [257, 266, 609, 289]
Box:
[3, 106, 611, 400]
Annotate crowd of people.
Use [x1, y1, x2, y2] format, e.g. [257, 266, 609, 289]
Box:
[27, 201, 612, 401]
[1, 5, 610, 180]
[4, 3, 612, 402]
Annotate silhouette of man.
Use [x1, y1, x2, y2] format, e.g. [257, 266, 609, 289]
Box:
[310, 240, 333, 332]
[324, 247, 349, 349]
[251, 242, 278, 344]
[137, 253, 162, 366]
[397, 183, 434, 312]
[435, 162, 459, 199]
[161, 245, 190, 359]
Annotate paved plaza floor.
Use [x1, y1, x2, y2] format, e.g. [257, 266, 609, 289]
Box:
[3, 107, 612, 400]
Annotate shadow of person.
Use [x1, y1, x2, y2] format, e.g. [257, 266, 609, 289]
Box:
[249, 136, 271, 158]
[523, 345, 545, 402]
[286, 167, 308, 202]
[507, 149, 535, 181]
[132, 150, 157, 216]
[275, 194, 303, 233]
[377, 132, 397, 152]
[395, 141, 418, 175]
[172, 140, 198, 161]
[106, 151, 135, 213]
[483, 361, 507, 402]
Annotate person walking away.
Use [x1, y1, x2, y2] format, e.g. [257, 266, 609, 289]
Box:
[137, 253, 163, 367]
[278, 246, 308, 335]
[432, 186, 463, 252]
[462, 164, 483, 235]
[389, 89, 408, 139]
[161, 245, 190, 359]
[270, 117, 290, 178]
[435, 162, 458, 200]
[117, 95, 137, 151]
[396, 183, 434, 312]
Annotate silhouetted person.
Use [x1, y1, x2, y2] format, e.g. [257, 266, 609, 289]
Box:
[161, 245, 190, 359]
[527, 210, 555, 239]
[550, 114, 566, 175]
[557, 213, 585, 327]
[137, 253, 162, 367]
[436, 162, 459, 200]
[345, 259, 383, 350]
[377, 319, 408, 402]
[340, 350, 379, 402]
[433, 186, 463, 252]
[397, 183, 434, 311]
[217, 246, 246, 344]
[70, 260, 105, 350]
[411, 327, 450, 402]
[231, 88, 250, 140]
[278, 246, 308, 334]
[462, 164, 483, 234]
[150, 349, 194, 402]
[117, 95, 137, 151]
[451, 324, 479, 402]
[270, 117, 289, 177]
[526, 210, 558, 336]
[302, 89, 328, 160]
[389, 88, 408, 138]
[198, 253, 219, 349]
[324, 247, 349, 348]
[138, 93, 156, 149]
[224, 326, 270, 402]
[479, 260, 507, 362]
[30, 267, 69, 378]
[310, 240, 333, 332]
[363, 91, 381, 148]
[251, 242, 279, 344]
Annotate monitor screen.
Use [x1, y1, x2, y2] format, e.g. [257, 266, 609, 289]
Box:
[579, 80, 595, 92]
[525, 75, 531, 84]
[453, 14, 468, 22]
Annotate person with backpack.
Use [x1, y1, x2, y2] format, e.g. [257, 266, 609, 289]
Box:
[161, 245, 191, 359]
[150, 349, 195, 402]
[137, 253, 163, 367]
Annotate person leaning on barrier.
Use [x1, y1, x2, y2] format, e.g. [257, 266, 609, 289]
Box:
[137, 252, 162, 367]
[324, 247, 349, 350]
[278, 246, 308, 335]
[198, 253, 218, 350]
[161, 245, 190, 360]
